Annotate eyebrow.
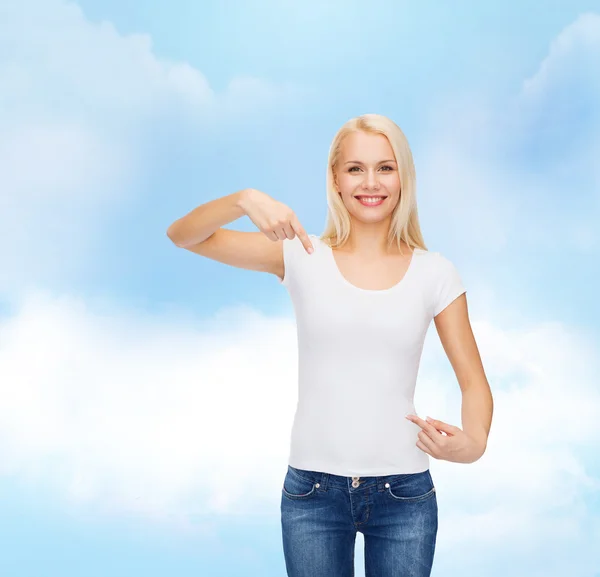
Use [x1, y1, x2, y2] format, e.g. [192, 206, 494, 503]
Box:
[344, 159, 397, 164]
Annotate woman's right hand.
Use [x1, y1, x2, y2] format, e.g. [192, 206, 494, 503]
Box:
[239, 188, 314, 254]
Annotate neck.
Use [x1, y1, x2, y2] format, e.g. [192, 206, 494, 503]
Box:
[340, 218, 404, 255]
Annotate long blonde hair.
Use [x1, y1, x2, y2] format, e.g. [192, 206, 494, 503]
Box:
[320, 113, 428, 255]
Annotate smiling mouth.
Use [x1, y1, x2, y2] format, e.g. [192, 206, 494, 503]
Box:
[355, 196, 387, 206]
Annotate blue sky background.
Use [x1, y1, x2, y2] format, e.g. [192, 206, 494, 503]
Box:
[1, 1, 599, 575]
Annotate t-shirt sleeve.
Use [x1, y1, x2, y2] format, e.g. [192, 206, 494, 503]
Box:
[279, 235, 303, 288]
[433, 254, 467, 317]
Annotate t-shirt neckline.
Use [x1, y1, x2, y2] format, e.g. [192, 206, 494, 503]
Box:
[321, 238, 420, 294]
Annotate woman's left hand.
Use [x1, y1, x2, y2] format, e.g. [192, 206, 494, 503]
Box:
[405, 414, 485, 464]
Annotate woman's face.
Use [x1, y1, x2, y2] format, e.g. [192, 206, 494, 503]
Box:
[334, 131, 401, 224]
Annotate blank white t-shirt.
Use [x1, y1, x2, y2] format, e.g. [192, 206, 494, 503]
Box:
[279, 234, 466, 477]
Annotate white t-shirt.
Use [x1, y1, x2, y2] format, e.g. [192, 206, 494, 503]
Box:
[279, 234, 466, 476]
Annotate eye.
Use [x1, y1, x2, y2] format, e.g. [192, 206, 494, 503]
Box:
[348, 165, 394, 172]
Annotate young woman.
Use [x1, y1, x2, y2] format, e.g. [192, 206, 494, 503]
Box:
[167, 113, 493, 577]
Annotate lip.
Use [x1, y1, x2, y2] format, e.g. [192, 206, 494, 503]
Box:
[354, 195, 388, 199]
[355, 195, 387, 207]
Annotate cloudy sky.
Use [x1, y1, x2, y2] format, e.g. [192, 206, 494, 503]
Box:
[1, 1, 599, 575]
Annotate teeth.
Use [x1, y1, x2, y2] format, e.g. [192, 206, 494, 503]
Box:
[358, 197, 385, 203]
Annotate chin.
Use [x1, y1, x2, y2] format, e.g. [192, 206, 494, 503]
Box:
[352, 211, 393, 224]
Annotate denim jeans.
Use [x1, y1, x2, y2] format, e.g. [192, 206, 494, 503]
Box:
[280, 465, 438, 577]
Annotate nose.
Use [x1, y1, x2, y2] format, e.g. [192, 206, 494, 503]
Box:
[361, 170, 381, 190]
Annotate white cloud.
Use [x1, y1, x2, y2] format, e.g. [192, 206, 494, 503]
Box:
[426, 321, 600, 570]
[419, 12, 600, 256]
[1, 288, 599, 571]
[522, 12, 600, 101]
[518, 12, 600, 252]
[0, 290, 300, 524]
[0, 0, 306, 297]
[1, 3, 599, 574]
[2, 1, 219, 120]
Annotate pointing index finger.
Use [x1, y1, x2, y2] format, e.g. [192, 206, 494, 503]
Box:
[291, 219, 314, 254]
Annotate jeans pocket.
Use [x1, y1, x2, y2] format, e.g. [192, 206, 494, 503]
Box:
[385, 470, 436, 503]
[282, 466, 319, 500]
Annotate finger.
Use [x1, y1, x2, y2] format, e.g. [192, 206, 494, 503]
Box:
[265, 229, 280, 241]
[290, 216, 314, 254]
[407, 414, 435, 432]
[418, 427, 441, 449]
[408, 415, 442, 444]
[426, 417, 458, 435]
[271, 226, 287, 241]
[277, 227, 289, 241]
[282, 222, 296, 240]
[416, 439, 434, 457]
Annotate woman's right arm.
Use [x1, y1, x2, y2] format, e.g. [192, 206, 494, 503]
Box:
[166, 189, 312, 281]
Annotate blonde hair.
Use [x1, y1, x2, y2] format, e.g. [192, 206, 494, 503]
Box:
[320, 113, 428, 254]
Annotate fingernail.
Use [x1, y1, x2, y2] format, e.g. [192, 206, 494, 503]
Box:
[308, 247, 314, 254]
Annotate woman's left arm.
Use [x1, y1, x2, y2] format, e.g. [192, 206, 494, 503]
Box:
[406, 293, 494, 463]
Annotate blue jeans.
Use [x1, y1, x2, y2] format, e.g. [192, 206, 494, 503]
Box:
[280, 465, 438, 577]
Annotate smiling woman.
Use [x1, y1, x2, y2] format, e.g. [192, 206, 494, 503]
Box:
[166, 112, 493, 577]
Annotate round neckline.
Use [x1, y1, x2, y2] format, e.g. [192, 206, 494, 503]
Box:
[322, 239, 421, 294]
